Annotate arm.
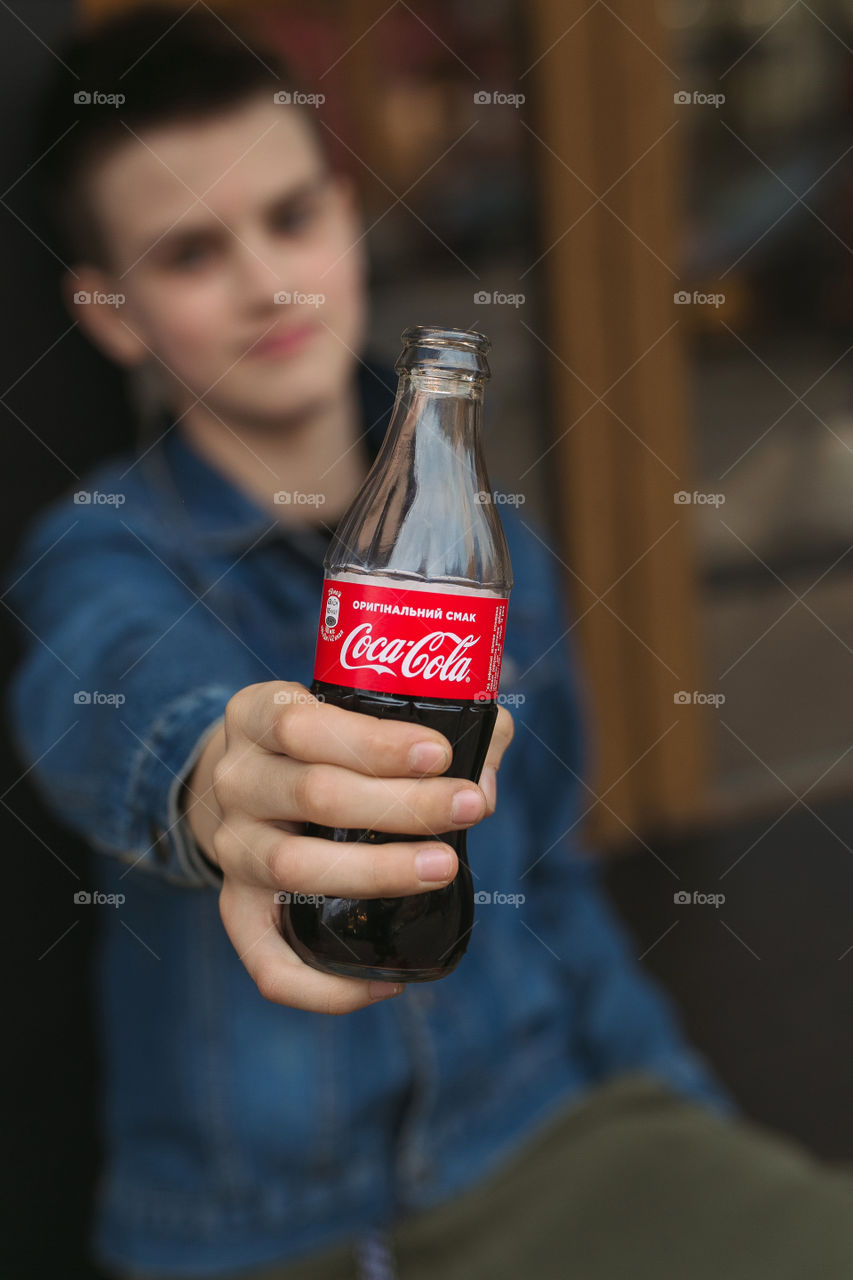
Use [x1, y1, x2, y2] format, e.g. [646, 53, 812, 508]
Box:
[6, 499, 515, 1013]
[4, 500, 260, 885]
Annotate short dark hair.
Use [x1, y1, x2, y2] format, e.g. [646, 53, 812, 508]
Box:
[34, 4, 322, 268]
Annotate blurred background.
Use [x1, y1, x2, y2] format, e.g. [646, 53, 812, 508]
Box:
[5, 0, 853, 1275]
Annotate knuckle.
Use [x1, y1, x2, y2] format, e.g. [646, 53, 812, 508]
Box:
[211, 756, 237, 808]
[273, 705, 297, 753]
[367, 843, 393, 893]
[253, 958, 281, 1004]
[293, 763, 335, 821]
[274, 681, 310, 718]
[408, 780, 447, 832]
[360, 720, 401, 772]
[223, 693, 242, 738]
[385, 779, 423, 832]
[224, 683, 258, 732]
[211, 824, 233, 869]
[272, 684, 309, 746]
[268, 833, 297, 886]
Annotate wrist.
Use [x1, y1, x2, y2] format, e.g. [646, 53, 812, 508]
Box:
[182, 722, 227, 868]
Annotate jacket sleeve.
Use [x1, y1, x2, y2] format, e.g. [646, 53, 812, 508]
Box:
[4, 501, 270, 888]
[505, 512, 735, 1116]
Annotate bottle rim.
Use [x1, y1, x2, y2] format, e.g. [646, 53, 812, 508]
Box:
[397, 326, 491, 382]
[401, 325, 491, 354]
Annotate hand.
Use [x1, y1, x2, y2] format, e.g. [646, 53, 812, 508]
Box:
[184, 681, 514, 1015]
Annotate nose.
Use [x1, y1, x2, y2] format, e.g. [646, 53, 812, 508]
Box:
[231, 234, 289, 311]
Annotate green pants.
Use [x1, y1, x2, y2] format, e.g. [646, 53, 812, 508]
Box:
[123, 1073, 853, 1280]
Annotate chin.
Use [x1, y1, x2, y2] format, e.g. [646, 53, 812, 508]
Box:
[215, 382, 340, 429]
[227, 350, 356, 421]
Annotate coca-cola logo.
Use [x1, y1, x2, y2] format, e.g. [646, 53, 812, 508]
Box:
[338, 622, 478, 684]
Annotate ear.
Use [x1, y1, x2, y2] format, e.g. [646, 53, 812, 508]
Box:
[62, 265, 148, 367]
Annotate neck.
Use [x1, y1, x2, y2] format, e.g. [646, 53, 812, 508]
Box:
[177, 382, 369, 528]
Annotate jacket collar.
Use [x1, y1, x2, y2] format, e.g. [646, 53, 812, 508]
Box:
[140, 356, 397, 555]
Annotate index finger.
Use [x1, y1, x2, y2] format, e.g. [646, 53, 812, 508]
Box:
[243, 682, 454, 778]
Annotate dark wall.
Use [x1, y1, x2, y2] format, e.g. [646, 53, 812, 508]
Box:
[1, 4, 132, 1276]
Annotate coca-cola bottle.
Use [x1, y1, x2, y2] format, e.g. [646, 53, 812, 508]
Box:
[280, 326, 513, 983]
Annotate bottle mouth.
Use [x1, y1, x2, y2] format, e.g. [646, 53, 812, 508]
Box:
[396, 326, 491, 381]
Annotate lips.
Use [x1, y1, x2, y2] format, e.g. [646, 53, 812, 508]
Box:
[248, 321, 319, 358]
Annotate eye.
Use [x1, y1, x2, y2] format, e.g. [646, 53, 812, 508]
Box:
[163, 236, 219, 271]
[269, 196, 320, 237]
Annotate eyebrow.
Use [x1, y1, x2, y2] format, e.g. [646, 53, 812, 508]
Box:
[137, 171, 331, 260]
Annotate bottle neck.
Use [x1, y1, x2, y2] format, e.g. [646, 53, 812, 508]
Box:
[324, 365, 511, 591]
[388, 371, 485, 487]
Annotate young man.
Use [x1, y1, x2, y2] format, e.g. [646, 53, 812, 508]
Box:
[10, 8, 853, 1280]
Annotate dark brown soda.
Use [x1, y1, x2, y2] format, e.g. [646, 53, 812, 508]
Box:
[279, 679, 497, 982]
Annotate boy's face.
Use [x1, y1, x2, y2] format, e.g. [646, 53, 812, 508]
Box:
[73, 95, 367, 429]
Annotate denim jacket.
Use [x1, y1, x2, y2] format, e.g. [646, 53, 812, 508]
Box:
[6, 358, 732, 1277]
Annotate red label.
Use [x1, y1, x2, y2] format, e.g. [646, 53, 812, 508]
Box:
[313, 578, 509, 700]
